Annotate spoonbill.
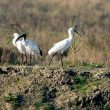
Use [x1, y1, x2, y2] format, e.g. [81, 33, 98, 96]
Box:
[15, 34, 43, 65]
[48, 26, 80, 66]
[12, 33, 27, 65]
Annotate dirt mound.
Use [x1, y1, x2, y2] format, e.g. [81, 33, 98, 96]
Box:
[0, 66, 110, 110]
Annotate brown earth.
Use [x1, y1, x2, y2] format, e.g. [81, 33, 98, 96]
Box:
[0, 66, 110, 110]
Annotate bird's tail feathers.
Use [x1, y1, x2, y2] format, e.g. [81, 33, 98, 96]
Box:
[39, 48, 43, 56]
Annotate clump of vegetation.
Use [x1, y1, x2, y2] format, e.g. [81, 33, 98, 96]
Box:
[0, 47, 19, 65]
[71, 75, 104, 93]
[34, 85, 56, 109]
[82, 62, 104, 68]
[0, 0, 109, 66]
[34, 101, 43, 109]
[103, 104, 110, 110]
[71, 75, 87, 90]
[43, 103, 55, 110]
[4, 94, 24, 109]
[35, 101, 55, 110]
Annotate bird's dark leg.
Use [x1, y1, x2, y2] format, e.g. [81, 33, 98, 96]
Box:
[48, 53, 56, 66]
[21, 53, 23, 65]
[29, 54, 32, 66]
[33, 55, 36, 65]
[60, 54, 63, 67]
[37, 54, 44, 65]
[33, 55, 36, 61]
[25, 54, 28, 65]
[48, 56, 53, 66]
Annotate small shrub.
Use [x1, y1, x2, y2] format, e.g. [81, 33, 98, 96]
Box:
[43, 103, 55, 110]
[103, 104, 110, 110]
[74, 75, 87, 84]
[82, 62, 104, 68]
[72, 75, 87, 90]
[4, 94, 24, 109]
[14, 78, 20, 83]
[35, 101, 43, 109]
[41, 95, 49, 103]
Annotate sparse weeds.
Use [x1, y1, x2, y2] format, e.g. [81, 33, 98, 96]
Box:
[0, 0, 109, 66]
[82, 62, 104, 68]
[34, 95, 55, 110]
[4, 94, 24, 109]
[14, 77, 20, 83]
[35, 101, 55, 110]
[63, 61, 74, 67]
[0, 47, 20, 65]
[71, 75, 87, 90]
[43, 103, 55, 110]
[83, 79, 103, 93]
[71, 75, 103, 93]
[38, 3, 50, 13]
[34, 101, 43, 109]
[103, 104, 110, 110]
[35, 85, 55, 109]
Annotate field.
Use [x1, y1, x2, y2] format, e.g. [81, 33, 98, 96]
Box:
[0, 66, 110, 110]
[0, 0, 110, 110]
[0, 0, 109, 66]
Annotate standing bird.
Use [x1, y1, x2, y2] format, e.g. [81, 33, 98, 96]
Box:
[48, 26, 80, 66]
[15, 34, 43, 65]
[12, 33, 27, 65]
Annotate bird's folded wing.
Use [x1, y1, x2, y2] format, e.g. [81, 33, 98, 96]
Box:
[26, 40, 41, 54]
[53, 39, 67, 46]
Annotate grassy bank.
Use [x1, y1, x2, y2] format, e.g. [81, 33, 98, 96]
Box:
[0, 0, 109, 66]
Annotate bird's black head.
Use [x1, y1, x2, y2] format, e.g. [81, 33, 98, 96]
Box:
[15, 33, 27, 42]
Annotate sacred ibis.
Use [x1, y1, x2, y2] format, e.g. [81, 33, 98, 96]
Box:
[15, 34, 43, 65]
[12, 33, 27, 65]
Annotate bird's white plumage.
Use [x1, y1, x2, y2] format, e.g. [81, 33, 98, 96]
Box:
[48, 27, 75, 56]
[48, 39, 72, 55]
[22, 39, 42, 56]
[12, 33, 26, 54]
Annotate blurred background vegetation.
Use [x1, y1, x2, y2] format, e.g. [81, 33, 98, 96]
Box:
[0, 0, 110, 66]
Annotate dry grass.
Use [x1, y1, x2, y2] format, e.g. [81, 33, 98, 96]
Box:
[0, 0, 110, 66]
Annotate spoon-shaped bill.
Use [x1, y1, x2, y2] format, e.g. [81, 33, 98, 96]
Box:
[74, 30, 81, 36]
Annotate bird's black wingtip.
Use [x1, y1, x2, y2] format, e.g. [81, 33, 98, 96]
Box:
[39, 49, 43, 56]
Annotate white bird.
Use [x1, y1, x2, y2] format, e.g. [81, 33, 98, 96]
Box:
[15, 34, 43, 65]
[48, 26, 80, 66]
[12, 33, 27, 65]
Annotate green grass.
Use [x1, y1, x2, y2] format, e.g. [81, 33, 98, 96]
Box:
[43, 103, 55, 110]
[103, 104, 110, 110]
[63, 61, 74, 67]
[71, 75, 87, 90]
[35, 101, 55, 110]
[63, 61, 104, 69]
[82, 62, 104, 68]
[34, 89, 55, 110]
[34, 101, 43, 109]
[81, 79, 103, 93]
[4, 94, 24, 109]
[14, 77, 20, 83]
[71, 75, 104, 93]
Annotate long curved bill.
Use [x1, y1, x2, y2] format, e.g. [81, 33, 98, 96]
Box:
[15, 34, 26, 42]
